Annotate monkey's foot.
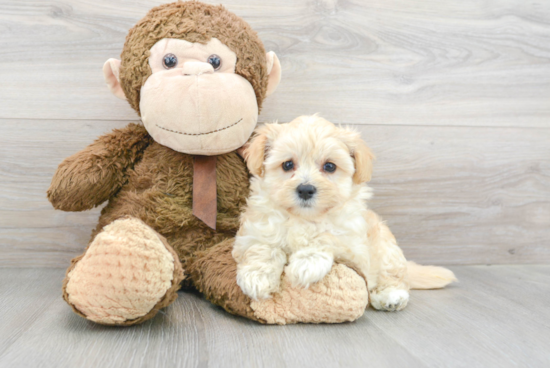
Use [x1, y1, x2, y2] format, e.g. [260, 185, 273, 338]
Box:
[63, 217, 184, 325]
[251, 264, 369, 324]
[190, 239, 368, 325]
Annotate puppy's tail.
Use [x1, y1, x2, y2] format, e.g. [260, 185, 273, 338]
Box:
[407, 261, 458, 289]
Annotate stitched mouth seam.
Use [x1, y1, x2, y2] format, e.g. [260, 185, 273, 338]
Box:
[155, 118, 243, 136]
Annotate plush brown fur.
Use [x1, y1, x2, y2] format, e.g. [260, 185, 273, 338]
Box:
[49, 1, 370, 325]
[50, 121, 370, 325]
[88, 125, 250, 273]
[120, 1, 268, 114]
[188, 238, 265, 322]
[50, 123, 254, 320]
[48, 124, 152, 211]
[49, 1, 268, 324]
[62, 219, 185, 326]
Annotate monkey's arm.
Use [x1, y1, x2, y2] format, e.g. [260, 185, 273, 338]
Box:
[47, 123, 152, 211]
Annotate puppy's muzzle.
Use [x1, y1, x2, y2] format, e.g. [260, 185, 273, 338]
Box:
[296, 184, 317, 200]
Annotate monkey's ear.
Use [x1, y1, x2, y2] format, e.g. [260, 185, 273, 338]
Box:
[103, 58, 126, 100]
[265, 51, 281, 97]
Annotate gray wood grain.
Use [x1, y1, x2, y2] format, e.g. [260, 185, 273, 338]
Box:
[0, 0, 549, 266]
[371, 265, 550, 366]
[1, 0, 549, 365]
[0, 269, 64, 357]
[0, 266, 549, 368]
[0, 0, 549, 126]
[1, 119, 549, 267]
[362, 124, 550, 265]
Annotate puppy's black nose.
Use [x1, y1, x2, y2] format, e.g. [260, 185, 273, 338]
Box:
[297, 184, 317, 200]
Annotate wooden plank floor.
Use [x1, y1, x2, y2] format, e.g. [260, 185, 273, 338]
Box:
[0, 266, 549, 368]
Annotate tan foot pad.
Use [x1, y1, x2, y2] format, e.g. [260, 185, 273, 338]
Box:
[251, 264, 369, 325]
[64, 217, 183, 325]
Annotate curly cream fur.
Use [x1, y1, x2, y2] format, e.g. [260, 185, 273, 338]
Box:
[234, 116, 423, 311]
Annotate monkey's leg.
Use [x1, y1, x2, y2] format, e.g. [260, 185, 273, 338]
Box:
[188, 238, 369, 325]
[63, 217, 184, 325]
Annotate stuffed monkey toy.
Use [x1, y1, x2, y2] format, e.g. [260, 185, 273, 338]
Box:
[48, 1, 369, 326]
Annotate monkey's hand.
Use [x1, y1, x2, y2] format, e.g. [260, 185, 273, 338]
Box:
[47, 123, 151, 211]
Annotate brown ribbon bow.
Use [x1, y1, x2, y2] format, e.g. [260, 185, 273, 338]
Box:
[192, 155, 217, 230]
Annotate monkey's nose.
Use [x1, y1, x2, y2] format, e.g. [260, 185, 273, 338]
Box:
[181, 62, 214, 76]
[296, 184, 317, 200]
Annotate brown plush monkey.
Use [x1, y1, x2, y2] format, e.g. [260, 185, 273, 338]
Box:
[48, 1, 369, 326]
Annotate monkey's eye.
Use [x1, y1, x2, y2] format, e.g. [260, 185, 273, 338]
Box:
[162, 54, 178, 69]
[207, 54, 222, 70]
[282, 161, 294, 171]
[323, 162, 337, 173]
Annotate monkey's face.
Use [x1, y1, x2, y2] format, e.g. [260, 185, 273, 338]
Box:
[104, 37, 281, 156]
[139, 38, 258, 155]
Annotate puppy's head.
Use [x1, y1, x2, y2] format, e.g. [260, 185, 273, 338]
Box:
[245, 115, 374, 218]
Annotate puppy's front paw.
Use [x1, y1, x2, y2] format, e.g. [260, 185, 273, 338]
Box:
[285, 251, 333, 288]
[236, 267, 282, 300]
[370, 288, 409, 312]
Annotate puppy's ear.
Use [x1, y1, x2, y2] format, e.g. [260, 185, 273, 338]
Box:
[352, 140, 375, 184]
[245, 134, 268, 177]
[338, 129, 376, 184]
[244, 124, 281, 177]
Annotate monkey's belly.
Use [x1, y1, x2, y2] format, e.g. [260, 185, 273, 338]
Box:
[92, 146, 249, 272]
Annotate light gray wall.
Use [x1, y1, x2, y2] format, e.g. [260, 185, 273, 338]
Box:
[1, 0, 549, 267]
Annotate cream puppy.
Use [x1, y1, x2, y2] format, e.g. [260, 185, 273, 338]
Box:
[233, 116, 422, 311]
[234, 116, 419, 311]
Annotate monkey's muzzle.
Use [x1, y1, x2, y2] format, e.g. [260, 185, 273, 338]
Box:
[140, 69, 258, 155]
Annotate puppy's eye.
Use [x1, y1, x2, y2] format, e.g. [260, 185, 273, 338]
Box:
[163, 54, 178, 69]
[323, 162, 337, 173]
[282, 161, 294, 171]
[207, 54, 222, 70]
